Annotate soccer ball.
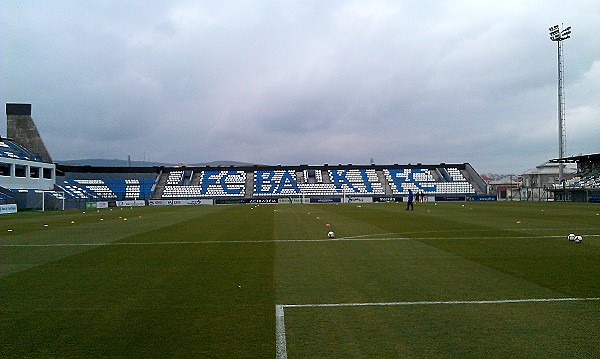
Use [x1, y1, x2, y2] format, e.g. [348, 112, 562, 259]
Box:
[327, 231, 335, 238]
[568, 233, 576, 241]
[574, 235, 582, 243]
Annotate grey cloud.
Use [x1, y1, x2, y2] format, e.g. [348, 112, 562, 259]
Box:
[1, 1, 599, 173]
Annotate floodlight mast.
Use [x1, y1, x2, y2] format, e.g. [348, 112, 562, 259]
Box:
[549, 24, 571, 183]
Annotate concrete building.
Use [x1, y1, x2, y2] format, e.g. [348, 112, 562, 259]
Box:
[6, 103, 52, 163]
[1, 104, 57, 208]
[520, 161, 576, 201]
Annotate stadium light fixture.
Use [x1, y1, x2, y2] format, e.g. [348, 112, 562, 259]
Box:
[549, 24, 571, 183]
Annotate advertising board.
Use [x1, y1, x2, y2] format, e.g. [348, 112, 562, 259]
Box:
[472, 195, 497, 201]
[215, 199, 245, 205]
[435, 196, 466, 202]
[373, 197, 403, 202]
[310, 197, 342, 203]
[86, 202, 108, 209]
[116, 200, 146, 207]
[346, 197, 373, 203]
[148, 199, 213, 206]
[148, 199, 173, 206]
[277, 197, 309, 204]
[0, 204, 17, 215]
[248, 198, 278, 204]
[172, 199, 213, 206]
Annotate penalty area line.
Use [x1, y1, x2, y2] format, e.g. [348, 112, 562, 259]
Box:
[281, 297, 600, 309]
[275, 297, 600, 359]
[275, 305, 288, 359]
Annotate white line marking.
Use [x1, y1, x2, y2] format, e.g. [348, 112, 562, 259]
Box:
[2, 234, 598, 247]
[275, 297, 600, 358]
[275, 305, 288, 359]
[344, 228, 600, 239]
[281, 297, 600, 308]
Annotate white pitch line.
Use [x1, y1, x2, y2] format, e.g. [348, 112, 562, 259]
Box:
[275, 297, 600, 358]
[281, 297, 600, 309]
[275, 305, 288, 359]
[1, 234, 598, 247]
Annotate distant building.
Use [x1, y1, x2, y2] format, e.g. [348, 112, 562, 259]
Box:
[520, 161, 577, 201]
[521, 161, 576, 187]
[487, 176, 521, 200]
[1, 104, 57, 208]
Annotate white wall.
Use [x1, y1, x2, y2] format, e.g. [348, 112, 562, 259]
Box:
[0, 157, 55, 190]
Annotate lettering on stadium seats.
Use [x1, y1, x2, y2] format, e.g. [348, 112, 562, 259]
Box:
[255, 170, 301, 194]
[387, 168, 437, 193]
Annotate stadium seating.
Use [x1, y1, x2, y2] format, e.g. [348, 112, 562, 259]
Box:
[61, 166, 481, 201]
[166, 171, 184, 185]
[327, 169, 384, 195]
[156, 167, 479, 198]
[253, 169, 384, 196]
[446, 167, 468, 181]
[162, 170, 246, 198]
[384, 168, 475, 195]
[59, 179, 154, 200]
[302, 169, 324, 184]
[315, 169, 323, 183]
[254, 170, 299, 196]
[0, 138, 43, 162]
[562, 176, 600, 188]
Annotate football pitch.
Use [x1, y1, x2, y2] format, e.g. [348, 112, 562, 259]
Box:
[1, 202, 599, 358]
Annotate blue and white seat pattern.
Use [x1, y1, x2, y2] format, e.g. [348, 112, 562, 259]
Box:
[60, 179, 154, 199]
[162, 170, 246, 198]
[254, 169, 384, 196]
[166, 171, 184, 185]
[0, 139, 43, 162]
[385, 168, 474, 195]
[561, 176, 600, 188]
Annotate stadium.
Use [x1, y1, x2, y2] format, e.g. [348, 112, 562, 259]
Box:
[2, 104, 599, 211]
[1, 102, 598, 357]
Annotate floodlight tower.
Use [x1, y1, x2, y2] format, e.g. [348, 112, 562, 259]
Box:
[549, 24, 571, 183]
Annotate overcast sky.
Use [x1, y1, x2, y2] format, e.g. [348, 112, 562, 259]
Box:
[2, 1, 599, 173]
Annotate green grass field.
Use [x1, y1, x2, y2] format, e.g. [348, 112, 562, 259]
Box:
[1, 202, 599, 358]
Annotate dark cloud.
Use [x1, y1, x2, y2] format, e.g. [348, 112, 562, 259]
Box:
[1, 1, 598, 173]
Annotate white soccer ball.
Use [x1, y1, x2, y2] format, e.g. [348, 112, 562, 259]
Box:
[574, 235, 582, 243]
[327, 231, 335, 238]
[568, 233, 576, 241]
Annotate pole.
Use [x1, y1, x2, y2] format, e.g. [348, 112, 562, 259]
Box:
[549, 24, 571, 183]
[557, 39, 565, 183]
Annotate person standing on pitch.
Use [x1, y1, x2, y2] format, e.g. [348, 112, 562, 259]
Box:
[406, 189, 414, 210]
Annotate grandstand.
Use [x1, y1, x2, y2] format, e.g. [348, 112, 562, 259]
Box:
[4, 102, 599, 209]
[549, 153, 600, 202]
[53, 162, 488, 207]
[55, 165, 160, 207]
[0, 103, 499, 209]
[54, 163, 486, 206]
[60, 178, 155, 200]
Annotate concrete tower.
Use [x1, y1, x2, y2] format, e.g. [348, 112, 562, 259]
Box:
[6, 103, 53, 163]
